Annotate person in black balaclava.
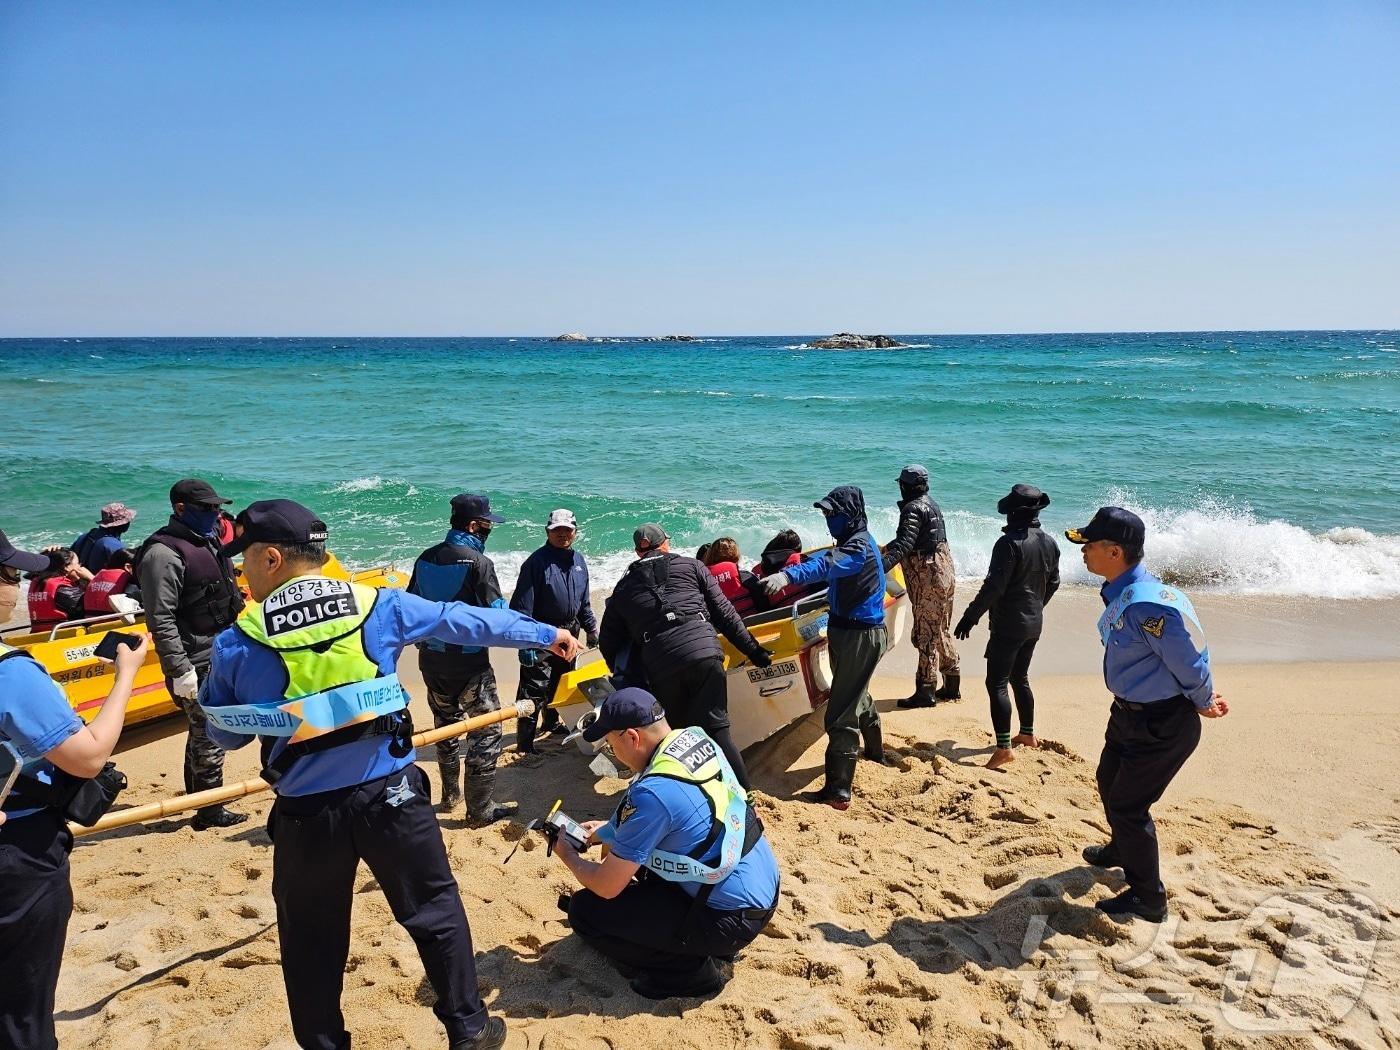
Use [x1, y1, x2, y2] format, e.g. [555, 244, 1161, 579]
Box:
[761, 486, 892, 809]
[881, 464, 960, 708]
[953, 485, 1061, 770]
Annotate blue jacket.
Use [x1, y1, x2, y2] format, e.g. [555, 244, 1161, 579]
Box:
[201, 587, 557, 796]
[407, 530, 505, 660]
[1100, 563, 1213, 708]
[509, 544, 598, 635]
[781, 486, 887, 628]
[72, 527, 127, 574]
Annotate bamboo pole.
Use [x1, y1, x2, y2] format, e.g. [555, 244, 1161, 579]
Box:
[71, 699, 536, 838]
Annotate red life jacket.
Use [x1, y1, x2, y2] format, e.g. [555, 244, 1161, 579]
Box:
[83, 568, 132, 615]
[751, 552, 806, 606]
[27, 576, 69, 627]
[706, 561, 757, 617]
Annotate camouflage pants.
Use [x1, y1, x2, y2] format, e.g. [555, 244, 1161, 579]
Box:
[422, 665, 502, 779]
[903, 545, 959, 686]
[168, 666, 227, 795]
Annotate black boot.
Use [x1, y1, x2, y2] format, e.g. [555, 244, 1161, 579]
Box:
[516, 716, 538, 755]
[896, 683, 937, 709]
[934, 674, 961, 701]
[800, 753, 858, 810]
[467, 770, 518, 828]
[191, 806, 248, 831]
[437, 758, 463, 812]
[860, 720, 893, 765]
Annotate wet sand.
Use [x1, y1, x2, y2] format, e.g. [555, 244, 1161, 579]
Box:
[46, 590, 1400, 1048]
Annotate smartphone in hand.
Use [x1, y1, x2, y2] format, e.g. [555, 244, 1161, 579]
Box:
[93, 631, 143, 663]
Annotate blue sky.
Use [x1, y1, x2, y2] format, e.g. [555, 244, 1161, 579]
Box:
[1, 1, 1397, 336]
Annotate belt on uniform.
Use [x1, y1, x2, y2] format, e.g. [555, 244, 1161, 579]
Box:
[1113, 695, 1187, 713]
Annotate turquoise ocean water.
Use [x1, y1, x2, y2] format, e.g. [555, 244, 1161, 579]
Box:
[2, 332, 1397, 598]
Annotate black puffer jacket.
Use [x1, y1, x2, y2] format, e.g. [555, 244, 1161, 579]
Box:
[961, 519, 1061, 639]
[881, 492, 947, 570]
[599, 552, 767, 682]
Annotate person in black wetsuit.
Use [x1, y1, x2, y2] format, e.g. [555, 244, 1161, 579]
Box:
[598, 524, 772, 790]
[954, 484, 1061, 770]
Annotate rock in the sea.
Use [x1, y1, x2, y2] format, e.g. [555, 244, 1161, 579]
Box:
[552, 332, 589, 342]
[659, 334, 696, 342]
[807, 332, 907, 350]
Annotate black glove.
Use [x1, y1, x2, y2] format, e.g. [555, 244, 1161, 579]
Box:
[585, 632, 600, 649]
[751, 648, 774, 669]
[953, 613, 976, 641]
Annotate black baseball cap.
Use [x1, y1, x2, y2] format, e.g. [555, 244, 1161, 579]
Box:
[1065, 506, 1146, 547]
[170, 478, 231, 507]
[220, 499, 329, 558]
[0, 528, 53, 575]
[898, 464, 929, 486]
[450, 493, 505, 523]
[633, 523, 668, 551]
[581, 687, 667, 742]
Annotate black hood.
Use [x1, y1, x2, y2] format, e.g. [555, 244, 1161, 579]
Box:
[816, 485, 869, 541]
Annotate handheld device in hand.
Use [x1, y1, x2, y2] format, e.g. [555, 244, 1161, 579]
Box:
[0, 741, 22, 811]
[93, 631, 142, 663]
[543, 809, 589, 853]
[500, 802, 591, 865]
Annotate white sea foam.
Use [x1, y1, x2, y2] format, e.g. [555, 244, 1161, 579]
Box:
[942, 495, 1400, 599]
[330, 476, 391, 493]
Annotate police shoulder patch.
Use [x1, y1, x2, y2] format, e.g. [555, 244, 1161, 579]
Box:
[1141, 616, 1165, 639]
[618, 799, 637, 825]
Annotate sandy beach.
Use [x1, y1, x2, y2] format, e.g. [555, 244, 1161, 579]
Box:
[43, 587, 1399, 1049]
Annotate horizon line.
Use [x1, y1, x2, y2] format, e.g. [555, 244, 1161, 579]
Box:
[2, 326, 1397, 341]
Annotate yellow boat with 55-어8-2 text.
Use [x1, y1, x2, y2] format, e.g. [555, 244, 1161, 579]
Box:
[0, 555, 407, 729]
[550, 552, 910, 755]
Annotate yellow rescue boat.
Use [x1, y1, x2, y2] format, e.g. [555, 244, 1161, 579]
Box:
[551, 558, 909, 753]
[0, 560, 408, 728]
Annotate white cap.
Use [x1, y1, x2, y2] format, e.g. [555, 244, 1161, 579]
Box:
[546, 508, 578, 531]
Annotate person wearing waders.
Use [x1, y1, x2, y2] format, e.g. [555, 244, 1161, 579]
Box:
[761, 486, 891, 810]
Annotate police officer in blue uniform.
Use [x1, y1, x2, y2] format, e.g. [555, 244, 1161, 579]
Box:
[552, 688, 781, 1001]
[1067, 507, 1229, 922]
[1, 528, 149, 1050]
[201, 500, 580, 1050]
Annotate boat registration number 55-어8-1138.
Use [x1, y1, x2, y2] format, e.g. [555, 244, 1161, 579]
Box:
[748, 661, 798, 683]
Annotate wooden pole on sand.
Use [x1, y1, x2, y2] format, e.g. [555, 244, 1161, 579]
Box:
[70, 699, 537, 839]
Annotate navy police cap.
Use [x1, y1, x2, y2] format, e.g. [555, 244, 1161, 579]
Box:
[581, 687, 667, 743]
[221, 499, 329, 558]
[1065, 506, 1145, 547]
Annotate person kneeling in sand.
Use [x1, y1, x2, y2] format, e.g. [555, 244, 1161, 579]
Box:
[552, 688, 781, 1000]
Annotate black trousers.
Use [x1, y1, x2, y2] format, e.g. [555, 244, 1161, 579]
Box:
[515, 650, 573, 747]
[1095, 697, 1202, 900]
[984, 634, 1039, 742]
[268, 765, 488, 1049]
[568, 877, 776, 988]
[649, 657, 751, 790]
[0, 810, 73, 1050]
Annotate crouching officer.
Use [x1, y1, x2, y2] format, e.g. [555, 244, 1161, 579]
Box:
[200, 500, 580, 1050]
[1067, 507, 1229, 923]
[552, 688, 780, 1001]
